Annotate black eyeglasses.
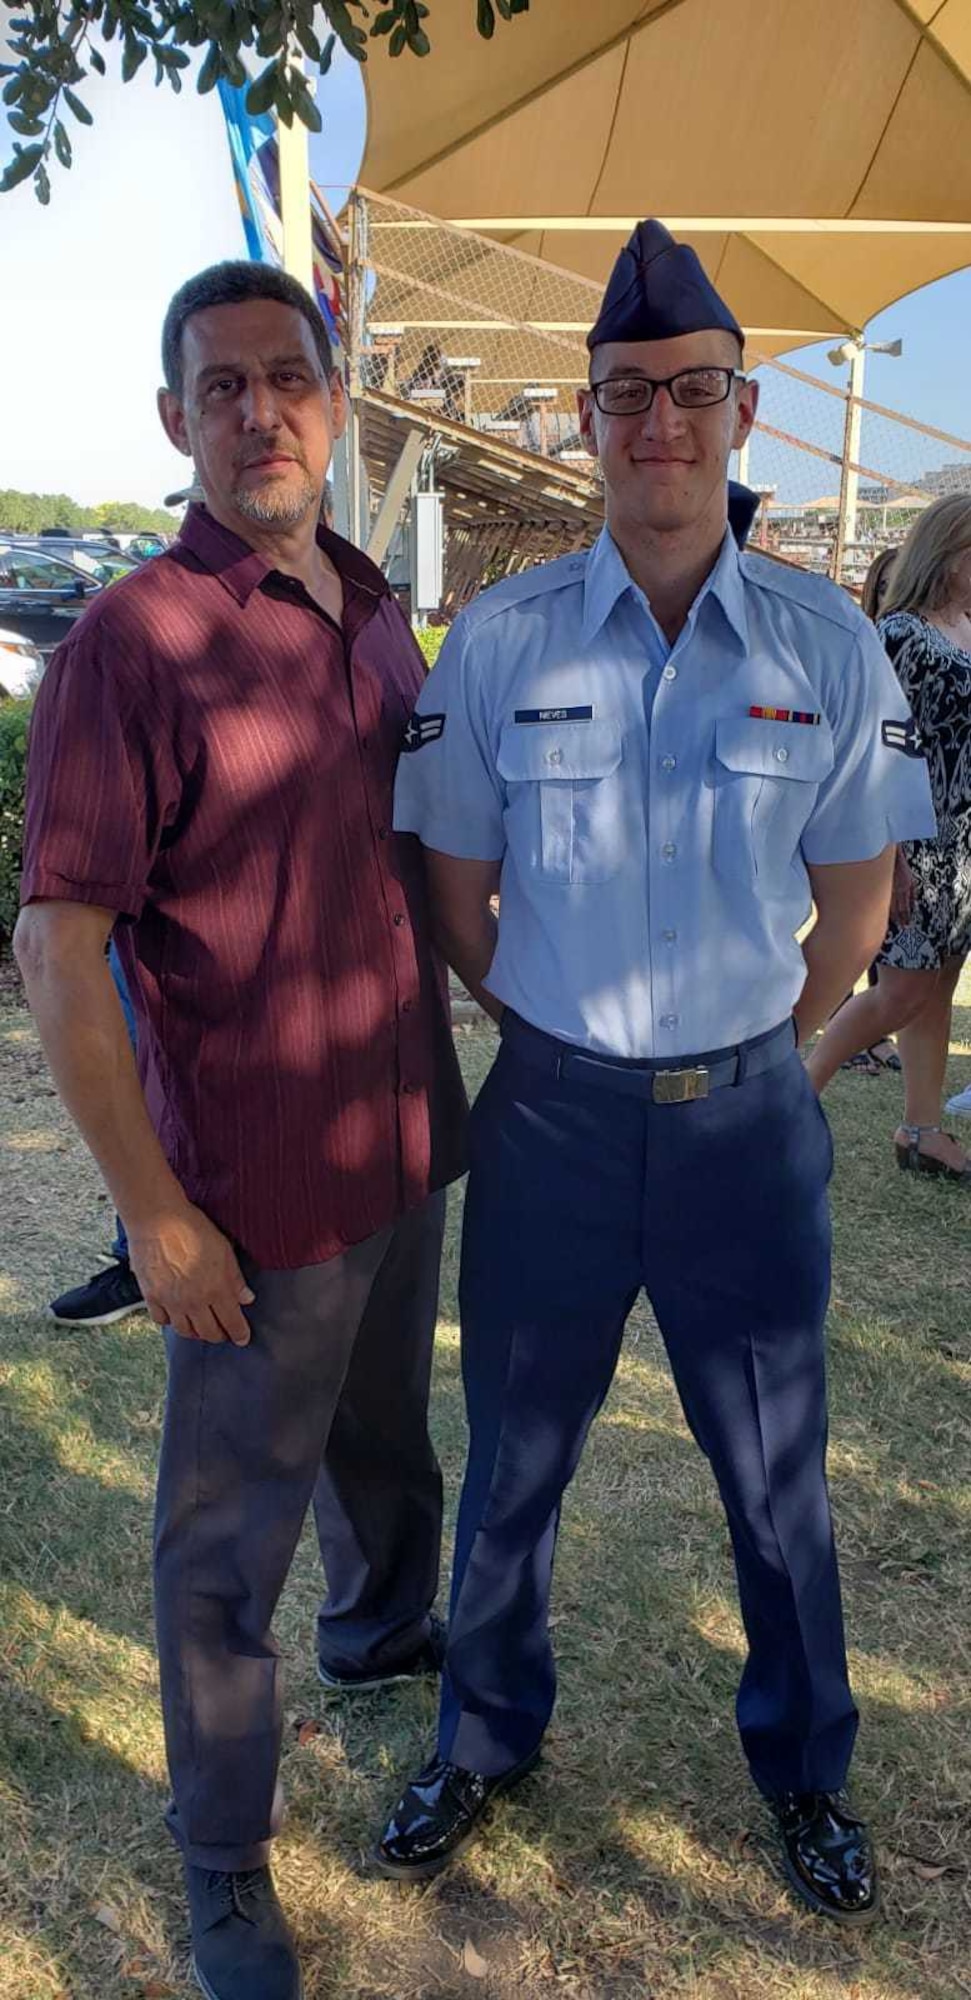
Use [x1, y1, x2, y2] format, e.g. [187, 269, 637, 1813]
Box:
[588, 367, 746, 416]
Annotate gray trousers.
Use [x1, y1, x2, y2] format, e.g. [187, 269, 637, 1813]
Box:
[153, 1192, 446, 1871]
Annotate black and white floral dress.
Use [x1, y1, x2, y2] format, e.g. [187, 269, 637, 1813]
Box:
[877, 610, 971, 971]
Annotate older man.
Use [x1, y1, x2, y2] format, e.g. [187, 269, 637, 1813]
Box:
[15, 262, 466, 2000]
[379, 222, 935, 1919]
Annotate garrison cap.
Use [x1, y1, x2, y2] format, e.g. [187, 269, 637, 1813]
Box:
[588, 218, 743, 350]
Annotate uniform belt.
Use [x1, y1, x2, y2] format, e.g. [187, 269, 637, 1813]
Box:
[500, 1013, 797, 1105]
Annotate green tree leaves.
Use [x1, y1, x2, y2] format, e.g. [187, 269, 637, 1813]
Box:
[1, 2, 528, 202]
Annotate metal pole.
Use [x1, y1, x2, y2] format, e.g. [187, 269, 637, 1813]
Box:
[833, 339, 865, 585]
[276, 55, 313, 291]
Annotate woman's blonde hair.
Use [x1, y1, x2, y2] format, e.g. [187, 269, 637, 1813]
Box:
[860, 546, 897, 621]
[881, 494, 971, 618]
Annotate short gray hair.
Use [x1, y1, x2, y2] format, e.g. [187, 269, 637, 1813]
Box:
[162, 261, 334, 399]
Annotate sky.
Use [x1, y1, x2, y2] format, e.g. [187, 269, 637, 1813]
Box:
[3, 34, 971, 511]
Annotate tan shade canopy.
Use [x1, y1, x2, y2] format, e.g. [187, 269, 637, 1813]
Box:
[360, 0, 971, 356]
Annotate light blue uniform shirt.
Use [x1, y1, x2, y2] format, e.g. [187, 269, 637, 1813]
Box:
[393, 528, 936, 1058]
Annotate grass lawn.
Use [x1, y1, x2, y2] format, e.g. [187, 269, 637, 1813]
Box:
[1, 976, 969, 2000]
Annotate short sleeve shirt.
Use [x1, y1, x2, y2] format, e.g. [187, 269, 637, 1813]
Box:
[394, 528, 936, 1058]
[21, 507, 467, 1267]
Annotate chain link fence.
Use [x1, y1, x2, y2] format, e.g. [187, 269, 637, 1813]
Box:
[345, 190, 971, 592]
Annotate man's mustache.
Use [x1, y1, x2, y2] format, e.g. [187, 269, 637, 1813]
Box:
[234, 440, 309, 472]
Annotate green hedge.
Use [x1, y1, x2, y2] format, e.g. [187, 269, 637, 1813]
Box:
[413, 625, 447, 670]
[0, 699, 31, 947]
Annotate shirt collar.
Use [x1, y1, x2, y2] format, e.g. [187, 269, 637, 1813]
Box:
[175, 503, 391, 608]
[581, 522, 749, 652]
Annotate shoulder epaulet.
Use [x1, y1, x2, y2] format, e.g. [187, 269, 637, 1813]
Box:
[460, 549, 590, 632]
[738, 550, 865, 635]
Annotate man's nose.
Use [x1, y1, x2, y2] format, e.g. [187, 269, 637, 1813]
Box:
[638, 386, 684, 440]
[240, 377, 283, 431]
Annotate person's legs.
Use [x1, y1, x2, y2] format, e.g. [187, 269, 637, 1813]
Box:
[438, 1044, 642, 1776]
[643, 1051, 857, 1798]
[155, 1228, 392, 1872]
[894, 956, 969, 1170]
[805, 964, 936, 1093]
[313, 1192, 446, 1678]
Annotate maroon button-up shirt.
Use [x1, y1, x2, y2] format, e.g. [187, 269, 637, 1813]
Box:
[21, 505, 467, 1268]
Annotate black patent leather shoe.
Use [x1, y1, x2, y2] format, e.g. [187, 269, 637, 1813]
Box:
[771, 1790, 878, 1923]
[186, 1865, 302, 1999]
[374, 1749, 540, 1881]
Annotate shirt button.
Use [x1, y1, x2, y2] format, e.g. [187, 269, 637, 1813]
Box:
[546, 747, 563, 765]
[662, 928, 677, 943]
[662, 1013, 679, 1029]
[402, 999, 414, 1013]
[402, 1081, 417, 1094]
[378, 825, 390, 839]
[662, 664, 678, 682]
[775, 745, 789, 763]
[661, 841, 677, 860]
[393, 912, 405, 926]
[660, 755, 676, 772]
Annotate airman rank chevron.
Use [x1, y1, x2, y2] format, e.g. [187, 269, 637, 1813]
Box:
[881, 717, 924, 758]
[748, 706, 820, 725]
[402, 713, 446, 752]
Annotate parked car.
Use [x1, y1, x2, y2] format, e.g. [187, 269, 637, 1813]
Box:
[0, 543, 101, 656]
[19, 535, 136, 584]
[0, 625, 44, 698]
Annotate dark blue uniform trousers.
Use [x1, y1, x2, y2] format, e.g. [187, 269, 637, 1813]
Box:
[438, 1024, 858, 1800]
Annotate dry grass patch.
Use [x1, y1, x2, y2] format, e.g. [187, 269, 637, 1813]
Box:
[1, 986, 969, 1999]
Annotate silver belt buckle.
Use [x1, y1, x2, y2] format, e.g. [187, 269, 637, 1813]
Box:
[652, 1065, 710, 1105]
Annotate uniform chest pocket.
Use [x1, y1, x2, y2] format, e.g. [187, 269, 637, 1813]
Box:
[497, 720, 625, 884]
[711, 715, 835, 898]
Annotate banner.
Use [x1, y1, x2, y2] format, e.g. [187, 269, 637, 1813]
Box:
[217, 80, 343, 351]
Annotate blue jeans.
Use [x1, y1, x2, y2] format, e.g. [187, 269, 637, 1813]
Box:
[108, 938, 137, 1262]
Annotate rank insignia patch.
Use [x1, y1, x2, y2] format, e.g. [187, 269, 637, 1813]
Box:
[402, 713, 446, 752]
[881, 718, 924, 758]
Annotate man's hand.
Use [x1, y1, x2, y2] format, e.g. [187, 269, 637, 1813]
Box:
[127, 1204, 255, 1345]
[890, 848, 916, 930]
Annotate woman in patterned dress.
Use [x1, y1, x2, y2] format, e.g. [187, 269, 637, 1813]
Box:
[807, 496, 971, 1181]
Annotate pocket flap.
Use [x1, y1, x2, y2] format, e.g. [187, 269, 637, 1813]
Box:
[497, 719, 622, 783]
[715, 713, 834, 782]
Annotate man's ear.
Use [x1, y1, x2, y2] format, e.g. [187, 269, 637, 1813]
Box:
[733, 376, 759, 451]
[577, 387, 599, 461]
[328, 369, 348, 445]
[158, 387, 192, 457]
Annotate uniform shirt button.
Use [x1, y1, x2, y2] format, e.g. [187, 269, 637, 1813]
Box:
[662, 928, 677, 943]
[662, 1013, 679, 1029]
[393, 912, 405, 926]
[775, 745, 789, 763]
[662, 663, 678, 682]
[402, 998, 414, 1013]
[546, 747, 563, 765]
[660, 755, 676, 772]
[402, 1081, 417, 1094]
[661, 841, 677, 860]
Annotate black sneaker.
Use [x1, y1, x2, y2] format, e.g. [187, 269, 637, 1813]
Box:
[186, 1865, 302, 2000]
[49, 1257, 146, 1326]
[317, 1611, 447, 1693]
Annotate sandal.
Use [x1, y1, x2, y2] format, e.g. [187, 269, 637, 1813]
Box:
[841, 1051, 880, 1076]
[894, 1124, 971, 1183]
[867, 1042, 902, 1073]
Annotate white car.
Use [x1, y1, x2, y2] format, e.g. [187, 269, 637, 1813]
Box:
[0, 626, 44, 698]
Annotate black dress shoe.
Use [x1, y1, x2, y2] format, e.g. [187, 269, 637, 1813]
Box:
[317, 1612, 447, 1693]
[374, 1748, 540, 1881]
[771, 1790, 878, 1923]
[186, 1865, 302, 1999]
